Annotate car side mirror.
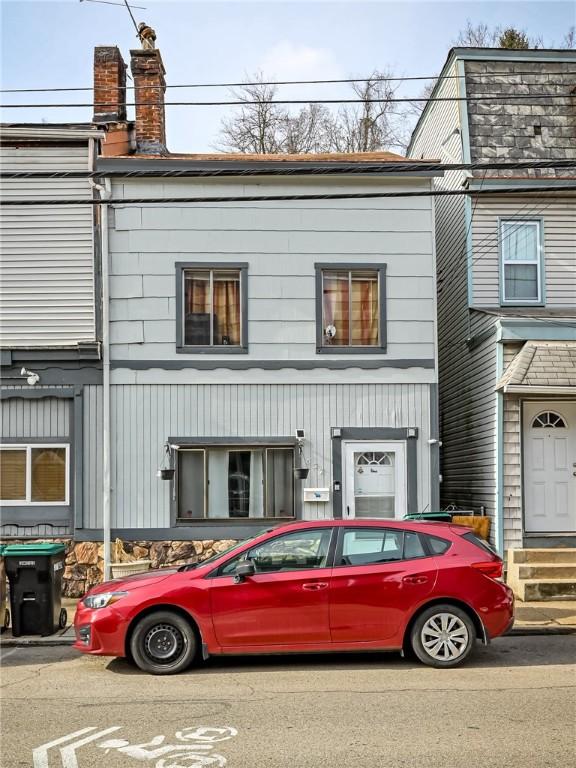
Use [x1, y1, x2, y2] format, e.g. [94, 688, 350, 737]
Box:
[234, 560, 256, 583]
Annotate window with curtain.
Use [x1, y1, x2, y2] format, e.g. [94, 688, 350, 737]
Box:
[182, 267, 243, 348]
[0, 445, 68, 505]
[319, 267, 382, 348]
[177, 446, 294, 520]
[500, 220, 542, 303]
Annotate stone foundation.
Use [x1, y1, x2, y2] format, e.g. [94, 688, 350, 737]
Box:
[0, 538, 236, 598]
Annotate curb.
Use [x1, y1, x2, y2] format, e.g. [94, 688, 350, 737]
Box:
[508, 625, 576, 636]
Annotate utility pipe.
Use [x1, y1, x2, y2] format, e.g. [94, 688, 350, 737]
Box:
[100, 178, 112, 580]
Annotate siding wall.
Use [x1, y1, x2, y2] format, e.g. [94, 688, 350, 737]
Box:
[108, 177, 436, 364]
[471, 196, 576, 307]
[0, 389, 72, 537]
[502, 342, 524, 549]
[408, 63, 499, 519]
[100, 383, 433, 530]
[439, 311, 499, 532]
[0, 144, 96, 346]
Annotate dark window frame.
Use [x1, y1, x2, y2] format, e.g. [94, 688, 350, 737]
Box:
[176, 262, 249, 354]
[170, 437, 299, 525]
[314, 263, 387, 354]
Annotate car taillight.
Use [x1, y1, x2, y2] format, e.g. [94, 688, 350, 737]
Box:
[471, 561, 503, 579]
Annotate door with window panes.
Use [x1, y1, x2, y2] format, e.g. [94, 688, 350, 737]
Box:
[342, 441, 407, 519]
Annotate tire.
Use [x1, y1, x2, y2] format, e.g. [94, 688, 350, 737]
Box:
[130, 610, 197, 675]
[410, 604, 476, 668]
[59, 608, 68, 629]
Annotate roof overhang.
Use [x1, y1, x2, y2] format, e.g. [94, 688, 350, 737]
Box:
[1, 125, 104, 141]
[496, 340, 576, 392]
[96, 156, 443, 178]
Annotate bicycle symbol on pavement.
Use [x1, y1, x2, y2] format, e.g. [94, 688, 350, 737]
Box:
[32, 725, 238, 768]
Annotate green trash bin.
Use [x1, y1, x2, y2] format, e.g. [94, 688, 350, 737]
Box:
[4, 543, 67, 637]
[0, 545, 9, 633]
[404, 512, 453, 522]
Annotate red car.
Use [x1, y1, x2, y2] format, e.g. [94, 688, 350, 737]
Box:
[74, 520, 514, 674]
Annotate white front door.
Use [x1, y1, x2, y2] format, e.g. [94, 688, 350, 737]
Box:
[343, 441, 407, 519]
[523, 402, 576, 533]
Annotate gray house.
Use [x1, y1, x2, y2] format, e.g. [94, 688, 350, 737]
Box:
[1, 44, 441, 595]
[81, 43, 441, 584]
[408, 48, 576, 574]
[0, 125, 103, 550]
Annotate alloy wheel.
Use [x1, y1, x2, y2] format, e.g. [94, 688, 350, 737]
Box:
[420, 612, 470, 662]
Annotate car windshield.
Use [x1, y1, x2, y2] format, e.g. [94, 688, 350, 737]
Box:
[176, 531, 270, 571]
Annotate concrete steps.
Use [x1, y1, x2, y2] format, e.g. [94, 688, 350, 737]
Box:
[507, 549, 576, 601]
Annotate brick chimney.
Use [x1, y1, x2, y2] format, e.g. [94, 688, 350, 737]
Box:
[130, 48, 167, 154]
[93, 46, 127, 123]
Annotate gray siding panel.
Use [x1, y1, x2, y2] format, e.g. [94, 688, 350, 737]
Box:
[108, 181, 436, 364]
[0, 394, 70, 437]
[109, 383, 432, 528]
[0, 144, 96, 347]
[83, 385, 103, 529]
[471, 196, 576, 307]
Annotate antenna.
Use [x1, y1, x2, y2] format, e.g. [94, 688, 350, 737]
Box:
[79, 1, 146, 15]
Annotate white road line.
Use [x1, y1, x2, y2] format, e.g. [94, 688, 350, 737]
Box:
[33, 729, 97, 768]
[0, 647, 21, 659]
[60, 727, 121, 768]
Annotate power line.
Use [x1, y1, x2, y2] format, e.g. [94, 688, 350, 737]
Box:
[3, 185, 575, 207]
[3, 159, 576, 180]
[2, 71, 575, 94]
[2, 92, 574, 109]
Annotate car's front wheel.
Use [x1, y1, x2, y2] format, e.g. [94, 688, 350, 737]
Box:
[130, 610, 197, 675]
[410, 604, 476, 668]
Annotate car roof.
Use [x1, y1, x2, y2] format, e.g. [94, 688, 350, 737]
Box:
[272, 519, 457, 533]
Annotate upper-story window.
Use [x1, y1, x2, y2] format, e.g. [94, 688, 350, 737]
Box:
[315, 264, 387, 353]
[500, 219, 543, 304]
[176, 263, 248, 353]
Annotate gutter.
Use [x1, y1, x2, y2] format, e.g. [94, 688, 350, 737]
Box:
[99, 179, 112, 580]
[500, 385, 576, 395]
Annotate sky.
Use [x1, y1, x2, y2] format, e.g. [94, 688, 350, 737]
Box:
[1, 0, 575, 152]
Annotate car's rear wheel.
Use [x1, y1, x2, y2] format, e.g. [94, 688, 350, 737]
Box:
[130, 610, 197, 675]
[410, 604, 476, 668]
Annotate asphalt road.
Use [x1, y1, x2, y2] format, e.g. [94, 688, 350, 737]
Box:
[1, 635, 575, 768]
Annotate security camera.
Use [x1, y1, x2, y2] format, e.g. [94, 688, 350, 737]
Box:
[295, 429, 305, 441]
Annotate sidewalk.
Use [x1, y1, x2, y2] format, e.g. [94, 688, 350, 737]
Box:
[1, 598, 575, 649]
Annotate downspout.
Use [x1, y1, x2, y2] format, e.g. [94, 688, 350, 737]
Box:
[95, 178, 112, 580]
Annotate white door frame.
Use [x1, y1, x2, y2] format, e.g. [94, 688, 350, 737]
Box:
[342, 440, 407, 520]
[522, 400, 576, 534]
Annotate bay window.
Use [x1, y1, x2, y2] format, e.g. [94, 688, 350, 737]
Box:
[177, 444, 295, 520]
[0, 444, 69, 505]
[500, 219, 543, 304]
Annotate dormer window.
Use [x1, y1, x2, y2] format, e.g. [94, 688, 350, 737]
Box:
[500, 219, 543, 305]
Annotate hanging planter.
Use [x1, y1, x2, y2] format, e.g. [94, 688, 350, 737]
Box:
[157, 442, 175, 480]
[293, 466, 310, 480]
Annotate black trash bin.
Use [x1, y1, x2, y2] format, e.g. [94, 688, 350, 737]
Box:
[4, 543, 67, 637]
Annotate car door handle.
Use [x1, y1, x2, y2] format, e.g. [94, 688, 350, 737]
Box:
[302, 582, 329, 591]
[403, 576, 429, 585]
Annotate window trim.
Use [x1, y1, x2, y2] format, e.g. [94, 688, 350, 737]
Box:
[314, 263, 387, 354]
[0, 443, 70, 507]
[173, 439, 298, 524]
[175, 262, 249, 354]
[499, 218, 544, 306]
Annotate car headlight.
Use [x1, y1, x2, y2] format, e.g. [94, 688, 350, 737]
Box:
[83, 591, 128, 609]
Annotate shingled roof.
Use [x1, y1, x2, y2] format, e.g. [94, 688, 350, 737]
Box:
[496, 341, 576, 392]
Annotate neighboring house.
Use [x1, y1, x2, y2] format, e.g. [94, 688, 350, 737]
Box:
[0, 124, 103, 545]
[408, 48, 576, 557]
[61, 43, 441, 587]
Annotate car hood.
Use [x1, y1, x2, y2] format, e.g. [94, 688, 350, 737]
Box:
[86, 568, 180, 595]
